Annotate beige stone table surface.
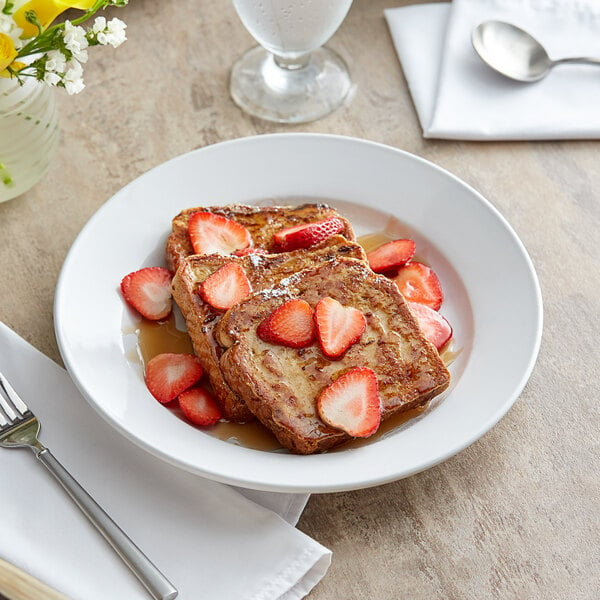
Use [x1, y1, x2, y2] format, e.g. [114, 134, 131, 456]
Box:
[1, 0, 598, 598]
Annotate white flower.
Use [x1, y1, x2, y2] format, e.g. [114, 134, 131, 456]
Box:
[45, 49, 67, 74]
[63, 59, 85, 95]
[64, 58, 83, 79]
[107, 18, 127, 39]
[96, 17, 127, 48]
[64, 79, 85, 95]
[92, 16, 106, 34]
[63, 20, 89, 63]
[0, 15, 11, 34]
[43, 71, 61, 86]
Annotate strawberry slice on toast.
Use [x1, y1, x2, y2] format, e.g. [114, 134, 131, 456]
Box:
[188, 211, 252, 256]
[367, 239, 416, 273]
[317, 367, 381, 438]
[199, 262, 252, 310]
[257, 299, 316, 348]
[314, 296, 366, 359]
[273, 217, 345, 252]
[120, 266, 172, 321]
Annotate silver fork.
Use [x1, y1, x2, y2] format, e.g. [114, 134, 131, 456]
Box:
[0, 371, 178, 600]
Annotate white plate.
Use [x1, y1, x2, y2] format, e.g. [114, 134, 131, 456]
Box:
[54, 134, 542, 493]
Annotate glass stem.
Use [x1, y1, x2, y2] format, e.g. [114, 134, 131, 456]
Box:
[273, 52, 311, 70]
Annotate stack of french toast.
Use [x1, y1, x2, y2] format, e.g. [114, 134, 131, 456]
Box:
[162, 203, 451, 455]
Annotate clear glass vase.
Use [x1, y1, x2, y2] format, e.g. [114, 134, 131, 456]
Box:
[0, 76, 60, 203]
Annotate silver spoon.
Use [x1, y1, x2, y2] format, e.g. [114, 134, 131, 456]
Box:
[472, 20, 600, 82]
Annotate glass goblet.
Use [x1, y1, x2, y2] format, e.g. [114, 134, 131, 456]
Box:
[230, 0, 354, 123]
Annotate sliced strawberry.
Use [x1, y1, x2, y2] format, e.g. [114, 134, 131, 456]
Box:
[233, 247, 269, 257]
[273, 217, 345, 252]
[145, 353, 203, 403]
[178, 387, 222, 426]
[317, 367, 381, 437]
[367, 239, 416, 273]
[392, 262, 443, 310]
[407, 302, 452, 350]
[199, 262, 252, 310]
[120, 267, 172, 321]
[257, 299, 316, 348]
[188, 211, 252, 256]
[314, 297, 366, 359]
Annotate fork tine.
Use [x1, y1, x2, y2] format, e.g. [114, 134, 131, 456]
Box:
[0, 385, 16, 425]
[0, 372, 29, 424]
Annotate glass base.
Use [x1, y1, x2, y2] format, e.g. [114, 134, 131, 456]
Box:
[230, 45, 352, 124]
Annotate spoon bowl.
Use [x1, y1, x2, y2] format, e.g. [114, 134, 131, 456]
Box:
[472, 20, 600, 82]
[472, 21, 552, 82]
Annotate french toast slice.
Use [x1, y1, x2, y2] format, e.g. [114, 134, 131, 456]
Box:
[215, 258, 451, 454]
[171, 237, 367, 422]
[166, 203, 355, 272]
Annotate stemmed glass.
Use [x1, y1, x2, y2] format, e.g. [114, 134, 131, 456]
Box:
[230, 0, 354, 123]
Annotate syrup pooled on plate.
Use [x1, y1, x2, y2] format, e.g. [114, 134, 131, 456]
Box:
[208, 420, 283, 451]
[357, 231, 396, 253]
[136, 313, 194, 364]
[439, 341, 460, 367]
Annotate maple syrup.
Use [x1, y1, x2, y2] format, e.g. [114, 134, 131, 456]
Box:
[357, 231, 396, 253]
[207, 420, 283, 451]
[136, 313, 194, 365]
[439, 340, 460, 367]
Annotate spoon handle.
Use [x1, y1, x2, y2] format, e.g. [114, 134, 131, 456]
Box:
[554, 56, 600, 67]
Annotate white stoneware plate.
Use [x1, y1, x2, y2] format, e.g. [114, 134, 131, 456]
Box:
[54, 134, 542, 493]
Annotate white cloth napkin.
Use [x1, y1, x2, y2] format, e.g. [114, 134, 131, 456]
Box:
[385, 0, 600, 140]
[0, 322, 331, 599]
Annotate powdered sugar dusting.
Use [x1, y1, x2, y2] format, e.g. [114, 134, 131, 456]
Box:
[254, 271, 303, 301]
[259, 286, 292, 300]
[248, 254, 264, 267]
[278, 272, 302, 287]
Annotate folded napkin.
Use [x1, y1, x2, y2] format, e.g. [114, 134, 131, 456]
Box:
[0, 322, 331, 599]
[385, 0, 600, 140]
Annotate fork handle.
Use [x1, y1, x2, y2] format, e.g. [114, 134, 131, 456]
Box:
[35, 447, 178, 600]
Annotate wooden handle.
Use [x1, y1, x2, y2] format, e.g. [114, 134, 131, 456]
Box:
[0, 559, 68, 600]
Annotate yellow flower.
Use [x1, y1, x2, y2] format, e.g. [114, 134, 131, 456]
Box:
[0, 33, 18, 76]
[13, 0, 97, 39]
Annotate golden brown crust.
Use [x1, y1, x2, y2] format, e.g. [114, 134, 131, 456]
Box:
[216, 258, 451, 454]
[171, 237, 367, 422]
[165, 203, 356, 272]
